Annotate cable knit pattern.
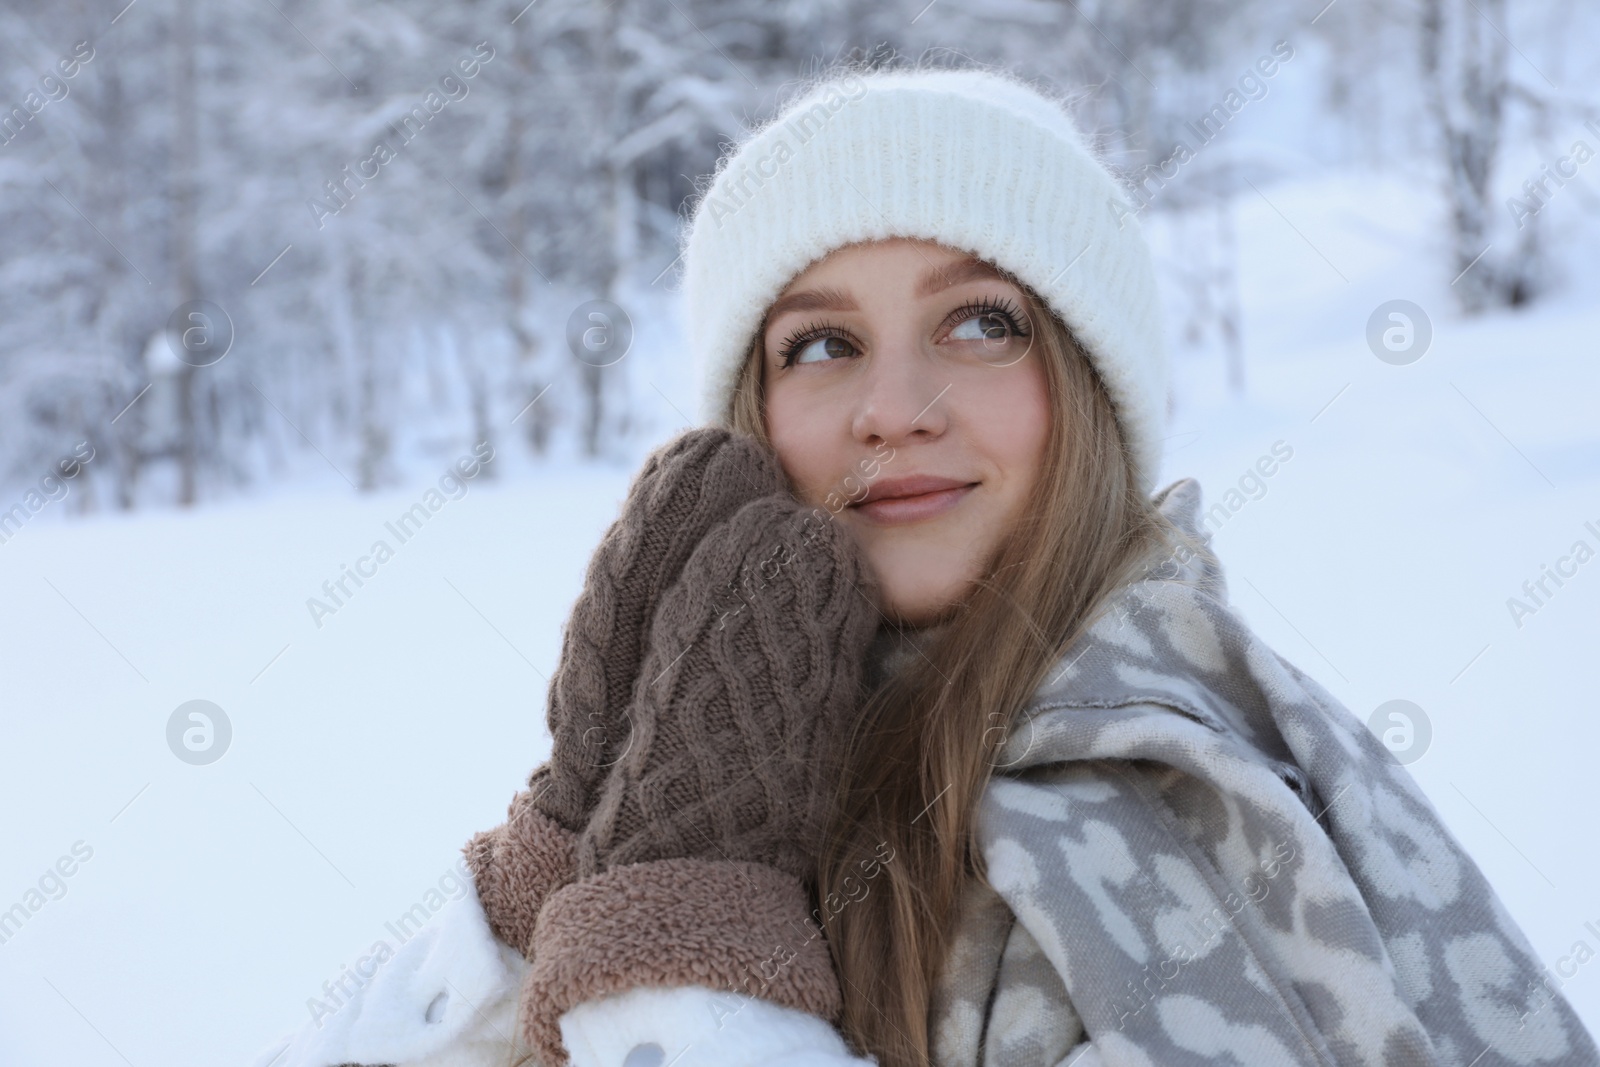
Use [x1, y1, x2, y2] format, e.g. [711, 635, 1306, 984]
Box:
[538, 427, 786, 832]
[467, 427, 793, 975]
[679, 65, 1169, 494]
[575, 491, 881, 881]
[518, 483, 881, 1067]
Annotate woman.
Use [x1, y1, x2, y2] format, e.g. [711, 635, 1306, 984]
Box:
[256, 62, 1598, 1067]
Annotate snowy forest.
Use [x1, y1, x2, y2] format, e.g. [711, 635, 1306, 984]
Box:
[7, 5, 1600, 1065]
[2, 0, 1595, 511]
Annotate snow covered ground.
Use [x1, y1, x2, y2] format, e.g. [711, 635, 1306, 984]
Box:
[2, 168, 1598, 1065]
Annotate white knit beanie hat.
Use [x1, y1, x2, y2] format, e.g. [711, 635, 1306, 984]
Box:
[677, 64, 1169, 495]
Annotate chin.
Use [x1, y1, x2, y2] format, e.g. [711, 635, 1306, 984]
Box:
[870, 557, 973, 629]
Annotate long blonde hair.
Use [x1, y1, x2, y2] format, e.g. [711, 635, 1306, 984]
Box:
[730, 265, 1196, 1067]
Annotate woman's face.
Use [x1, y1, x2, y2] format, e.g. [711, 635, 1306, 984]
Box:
[761, 238, 1052, 627]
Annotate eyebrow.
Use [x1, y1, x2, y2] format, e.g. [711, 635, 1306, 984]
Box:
[762, 256, 1013, 327]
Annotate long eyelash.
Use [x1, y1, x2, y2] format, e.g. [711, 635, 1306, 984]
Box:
[946, 293, 1031, 338]
[774, 294, 1031, 368]
[776, 320, 855, 368]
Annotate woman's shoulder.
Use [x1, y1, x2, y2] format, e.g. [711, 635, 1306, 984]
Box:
[986, 474, 1349, 817]
[1001, 479, 1325, 760]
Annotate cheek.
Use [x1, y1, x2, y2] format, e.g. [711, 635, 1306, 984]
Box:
[763, 381, 834, 505]
[970, 356, 1051, 489]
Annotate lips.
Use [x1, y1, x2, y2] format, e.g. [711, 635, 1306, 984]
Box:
[849, 474, 978, 525]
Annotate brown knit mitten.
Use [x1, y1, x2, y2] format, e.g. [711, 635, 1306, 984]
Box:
[463, 428, 786, 958]
[537, 426, 788, 831]
[519, 488, 882, 1066]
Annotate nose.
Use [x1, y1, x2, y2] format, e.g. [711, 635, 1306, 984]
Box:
[848, 342, 949, 448]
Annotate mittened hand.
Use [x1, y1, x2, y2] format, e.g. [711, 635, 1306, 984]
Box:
[519, 487, 882, 1066]
[537, 427, 790, 833]
[577, 486, 883, 882]
[466, 428, 791, 959]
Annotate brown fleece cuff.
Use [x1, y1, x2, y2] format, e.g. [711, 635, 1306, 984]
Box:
[462, 790, 579, 957]
[518, 858, 842, 1067]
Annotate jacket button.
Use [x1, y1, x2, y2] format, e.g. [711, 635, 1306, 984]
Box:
[623, 1041, 665, 1067]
